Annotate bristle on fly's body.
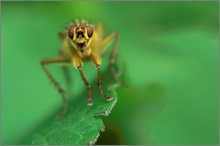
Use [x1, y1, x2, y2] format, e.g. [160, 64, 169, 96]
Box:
[68, 19, 89, 28]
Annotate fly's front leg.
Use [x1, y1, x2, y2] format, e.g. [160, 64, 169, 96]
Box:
[101, 32, 127, 88]
[77, 66, 92, 105]
[90, 54, 112, 101]
[96, 64, 112, 101]
[73, 57, 92, 105]
[41, 57, 70, 118]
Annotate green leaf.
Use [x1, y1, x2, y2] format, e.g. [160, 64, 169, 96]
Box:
[21, 67, 118, 145]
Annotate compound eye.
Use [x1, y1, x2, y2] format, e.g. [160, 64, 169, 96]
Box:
[86, 26, 93, 38]
[68, 27, 74, 39]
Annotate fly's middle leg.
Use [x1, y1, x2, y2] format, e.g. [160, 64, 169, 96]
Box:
[41, 57, 70, 118]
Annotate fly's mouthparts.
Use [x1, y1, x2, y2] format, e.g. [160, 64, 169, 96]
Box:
[77, 42, 85, 48]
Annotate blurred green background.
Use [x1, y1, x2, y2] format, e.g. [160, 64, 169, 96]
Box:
[1, 1, 219, 145]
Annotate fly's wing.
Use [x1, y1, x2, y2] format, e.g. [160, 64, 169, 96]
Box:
[94, 23, 116, 55]
[99, 32, 117, 55]
[95, 22, 104, 39]
[92, 22, 106, 54]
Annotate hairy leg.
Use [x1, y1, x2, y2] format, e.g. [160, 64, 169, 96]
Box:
[41, 57, 70, 118]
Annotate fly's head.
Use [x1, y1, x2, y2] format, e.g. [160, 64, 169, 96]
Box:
[67, 20, 93, 53]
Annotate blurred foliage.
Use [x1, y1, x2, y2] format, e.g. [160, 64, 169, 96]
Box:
[1, 1, 219, 145]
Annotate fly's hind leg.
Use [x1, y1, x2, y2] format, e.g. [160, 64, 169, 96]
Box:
[61, 66, 72, 85]
[101, 32, 127, 88]
[41, 57, 70, 118]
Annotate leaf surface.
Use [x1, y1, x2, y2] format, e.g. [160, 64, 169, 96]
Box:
[22, 67, 118, 145]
